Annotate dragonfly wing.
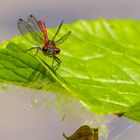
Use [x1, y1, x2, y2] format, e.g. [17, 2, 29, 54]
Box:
[27, 15, 44, 41]
[17, 18, 44, 46]
[27, 15, 41, 31]
[55, 31, 71, 46]
[52, 19, 63, 41]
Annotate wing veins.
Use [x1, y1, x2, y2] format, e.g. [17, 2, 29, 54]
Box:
[55, 31, 71, 45]
[17, 19, 43, 44]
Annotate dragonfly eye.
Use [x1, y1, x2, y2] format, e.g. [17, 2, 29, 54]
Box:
[54, 48, 60, 54]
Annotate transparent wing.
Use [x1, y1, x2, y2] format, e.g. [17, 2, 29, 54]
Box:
[17, 18, 44, 46]
[27, 15, 44, 41]
[55, 31, 71, 46]
[52, 20, 63, 41]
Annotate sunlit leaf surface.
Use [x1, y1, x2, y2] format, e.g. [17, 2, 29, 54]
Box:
[0, 19, 140, 122]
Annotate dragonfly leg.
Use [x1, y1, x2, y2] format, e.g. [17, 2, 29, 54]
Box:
[52, 57, 55, 68]
[52, 55, 61, 71]
[25, 46, 42, 56]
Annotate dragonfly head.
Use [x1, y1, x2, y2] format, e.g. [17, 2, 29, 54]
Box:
[43, 46, 60, 57]
[43, 40, 60, 57]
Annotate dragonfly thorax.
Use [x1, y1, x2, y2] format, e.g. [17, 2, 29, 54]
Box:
[43, 40, 60, 57]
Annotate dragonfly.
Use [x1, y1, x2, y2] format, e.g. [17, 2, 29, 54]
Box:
[63, 125, 98, 140]
[17, 15, 71, 71]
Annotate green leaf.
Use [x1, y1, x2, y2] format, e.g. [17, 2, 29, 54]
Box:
[0, 41, 57, 89]
[1, 19, 140, 122]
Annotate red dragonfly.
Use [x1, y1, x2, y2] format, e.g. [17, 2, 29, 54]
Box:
[17, 15, 71, 71]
